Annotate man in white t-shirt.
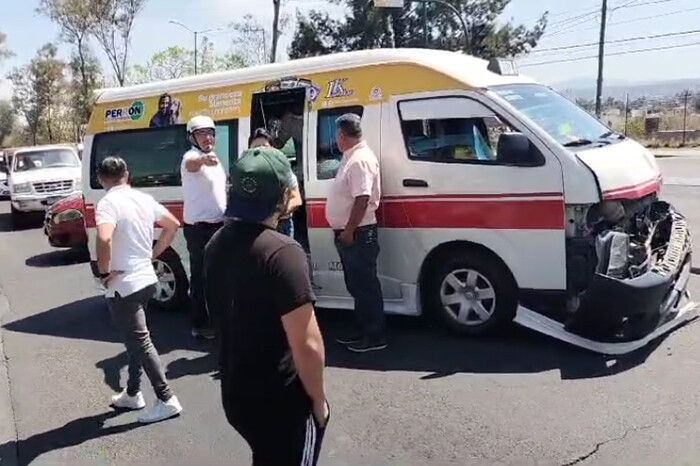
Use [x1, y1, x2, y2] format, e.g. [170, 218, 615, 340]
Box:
[181, 115, 227, 339]
[95, 156, 183, 424]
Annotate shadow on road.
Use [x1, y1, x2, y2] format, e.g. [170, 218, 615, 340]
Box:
[0, 211, 43, 232]
[25, 247, 90, 268]
[2, 295, 682, 385]
[316, 311, 675, 381]
[0, 410, 141, 466]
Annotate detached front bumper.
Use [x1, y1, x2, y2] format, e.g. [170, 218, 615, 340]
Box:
[515, 201, 696, 355]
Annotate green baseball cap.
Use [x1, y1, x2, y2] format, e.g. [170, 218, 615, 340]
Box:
[226, 146, 293, 222]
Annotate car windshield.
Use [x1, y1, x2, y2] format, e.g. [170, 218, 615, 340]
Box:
[490, 84, 613, 147]
[14, 149, 79, 172]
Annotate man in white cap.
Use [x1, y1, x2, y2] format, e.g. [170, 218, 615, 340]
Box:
[181, 115, 227, 340]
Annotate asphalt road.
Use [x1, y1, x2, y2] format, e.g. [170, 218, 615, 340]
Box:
[1, 157, 700, 465]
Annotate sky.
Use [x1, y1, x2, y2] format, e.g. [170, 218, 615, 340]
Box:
[1, 0, 700, 99]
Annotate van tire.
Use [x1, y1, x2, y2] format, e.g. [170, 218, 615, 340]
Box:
[150, 248, 189, 312]
[426, 248, 517, 336]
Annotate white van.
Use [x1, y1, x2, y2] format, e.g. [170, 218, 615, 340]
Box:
[82, 48, 694, 354]
[7, 144, 82, 228]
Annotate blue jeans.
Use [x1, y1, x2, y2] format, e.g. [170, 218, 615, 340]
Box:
[334, 224, 385, 338]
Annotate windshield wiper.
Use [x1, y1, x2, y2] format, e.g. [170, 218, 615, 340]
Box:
[599, 131, 625, 140]
[563, 139, 595, 147]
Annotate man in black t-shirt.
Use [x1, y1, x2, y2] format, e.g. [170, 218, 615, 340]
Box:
[204, 146, 329, 466]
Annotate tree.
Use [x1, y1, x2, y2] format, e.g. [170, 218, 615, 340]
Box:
[7, 68, 42, 145]
[68, 49, 102, 138]
[129, 46, 193, 84]
[0, 101, 15, 146]
[289, 0, 548, 60]
[37, 0, 102, 128]
[89, 0, 147, 86]
[0, 32, 13, 63]
[228, 13, 290, 66]
[7, 44, 67, 145]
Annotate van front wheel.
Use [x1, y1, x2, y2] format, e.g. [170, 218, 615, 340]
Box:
[427, 250, 517, 336]
[150, 248, 189, 311]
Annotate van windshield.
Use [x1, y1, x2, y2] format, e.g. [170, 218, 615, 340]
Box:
[490, 84, 614, 147]
[14, 149, 80, 172]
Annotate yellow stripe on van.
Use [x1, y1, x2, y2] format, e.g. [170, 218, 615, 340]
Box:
[86, 63, 467, 135]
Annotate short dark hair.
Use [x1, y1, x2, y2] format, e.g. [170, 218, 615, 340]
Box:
[159, 93, 172, 105]
[248, 127, 274, 147]
[97, 156, 128, 181]
[336, 113, 362, 138]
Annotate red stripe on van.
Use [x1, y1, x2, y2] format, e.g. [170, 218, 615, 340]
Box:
[86, 194, 565, 231]
[84, 202, 184, 228]
[308, 195, 565, 230]
[602, 177, 661, 200]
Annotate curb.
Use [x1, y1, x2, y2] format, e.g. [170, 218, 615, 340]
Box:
[0, 290, 18, 466]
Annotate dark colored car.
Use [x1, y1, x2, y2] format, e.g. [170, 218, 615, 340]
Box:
[44, 193, 88, 248]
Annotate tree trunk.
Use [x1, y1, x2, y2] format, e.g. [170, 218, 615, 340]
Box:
[271, 0, 281, 63]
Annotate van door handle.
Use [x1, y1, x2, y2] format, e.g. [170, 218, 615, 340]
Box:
[403, 178, 429, 187]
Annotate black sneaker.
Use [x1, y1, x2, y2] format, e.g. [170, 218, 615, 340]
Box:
[346, 337, 388, 353]
[192, 327, 215, 340]
[336, 333, 364, 345]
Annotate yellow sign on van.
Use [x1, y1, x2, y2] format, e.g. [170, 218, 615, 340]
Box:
[88, 64, 467, 134]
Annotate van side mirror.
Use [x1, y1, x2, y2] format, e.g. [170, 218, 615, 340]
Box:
[496, 132, 544, 167]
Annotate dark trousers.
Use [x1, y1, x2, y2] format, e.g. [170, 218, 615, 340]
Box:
[107, 285, 172, 402]
[184, 222, 222, 329]
[334, 224, 385, 338]
[222, 383, 328, 466]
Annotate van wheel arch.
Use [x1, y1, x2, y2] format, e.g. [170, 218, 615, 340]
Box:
[419, 241, 519, 336]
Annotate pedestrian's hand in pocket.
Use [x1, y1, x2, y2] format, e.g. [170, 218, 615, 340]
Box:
[313, 400, 330, 428]
[338, 229, 355, 246]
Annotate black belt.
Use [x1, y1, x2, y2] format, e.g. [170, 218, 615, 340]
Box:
[186, 221, 223, 228]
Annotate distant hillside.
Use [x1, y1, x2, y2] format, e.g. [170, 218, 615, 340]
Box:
[552, 78, 700, 101]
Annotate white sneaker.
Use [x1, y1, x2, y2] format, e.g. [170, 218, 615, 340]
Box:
[111, 390, 146, 410]
[138, 396, 182, 424]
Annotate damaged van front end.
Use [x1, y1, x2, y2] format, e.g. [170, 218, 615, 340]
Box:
[516, 186, 695, 356]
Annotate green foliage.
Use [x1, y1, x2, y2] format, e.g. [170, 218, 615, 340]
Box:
[289, 0, 548, 59]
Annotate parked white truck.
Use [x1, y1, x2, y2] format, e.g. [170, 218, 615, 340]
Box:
[5, 144, 82, 229]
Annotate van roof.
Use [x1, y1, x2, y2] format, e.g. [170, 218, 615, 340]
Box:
[95, 48, 537, 104]
[12, 144, 78, 155]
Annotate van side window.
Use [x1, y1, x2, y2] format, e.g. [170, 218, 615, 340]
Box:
[398, 97, 536, 166]
[316, 105, 364, 180]
[90, 125, 189, 189]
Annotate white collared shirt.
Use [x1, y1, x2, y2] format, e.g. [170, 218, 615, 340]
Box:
[96, 185, 168, 298]
[181, 147, 227, 225]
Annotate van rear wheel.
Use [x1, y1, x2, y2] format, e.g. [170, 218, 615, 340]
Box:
[427, 249, 517, 336]
[150, 248, 188, 311]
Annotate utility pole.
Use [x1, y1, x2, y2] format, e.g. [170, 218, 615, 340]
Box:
[194, 31, 198, 75]
[595, 0, 608, 118]
[271, 0, 281, 63]
[624, 92, 629, 136]
[682, 89, 689, 146]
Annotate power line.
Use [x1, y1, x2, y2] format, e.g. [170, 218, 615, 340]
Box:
[521, 40, 700, 67]
[546, 5, 700, 38]
[531, 28, 700, 54]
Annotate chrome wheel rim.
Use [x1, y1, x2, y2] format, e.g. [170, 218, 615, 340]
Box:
[440, 268, 496, 326]
[153, 259, 176, 302]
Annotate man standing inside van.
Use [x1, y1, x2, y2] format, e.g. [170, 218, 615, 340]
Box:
[182, 115, 227, 340]
[325, 113, 386, 353]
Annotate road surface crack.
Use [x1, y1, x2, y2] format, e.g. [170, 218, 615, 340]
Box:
[560, 425, 656, 466]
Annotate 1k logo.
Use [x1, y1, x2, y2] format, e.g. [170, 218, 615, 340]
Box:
[326, 79, 353, 99]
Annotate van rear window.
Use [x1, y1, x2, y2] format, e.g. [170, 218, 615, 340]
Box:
[89, 125, 190, 189]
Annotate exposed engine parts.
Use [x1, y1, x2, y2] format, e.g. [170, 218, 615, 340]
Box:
[563, 196, 692, 342]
